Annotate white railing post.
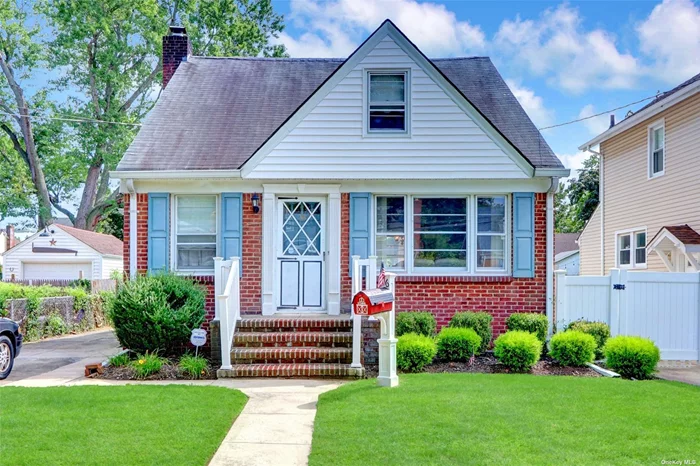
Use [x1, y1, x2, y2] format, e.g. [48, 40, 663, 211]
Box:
[351, 256, 362, 368]
[368, 255, 378, 288]
[214, 257, 223, 319]
[231, 257, 241, 323]
[217, 256, 241, 371]
[219, 293, 231, 370]
[554, 269, 567, 335]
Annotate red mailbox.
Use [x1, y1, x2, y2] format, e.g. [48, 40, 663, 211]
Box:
[352, 289, 394, 316]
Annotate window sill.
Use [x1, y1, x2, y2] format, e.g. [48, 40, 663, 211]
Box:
[395, 275, 513, 283]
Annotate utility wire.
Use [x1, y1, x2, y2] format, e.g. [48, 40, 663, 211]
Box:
[0, 110, 142, 127]
[538, 94, 658, 131]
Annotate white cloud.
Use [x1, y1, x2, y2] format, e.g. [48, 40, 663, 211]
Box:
[578, 104, 611, 136]
[505, 80, 555, 127]
[637, 0, 700, 84]
[494, 4, 641, 93]
[278, 0, 486, 58]
[557, 152, 590, 173]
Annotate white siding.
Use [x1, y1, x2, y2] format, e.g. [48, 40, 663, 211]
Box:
[579, 206, 602, 275]
[249, 36, 527, 180]
[101, 257, 124, 279]
[2, 228, 102, 281]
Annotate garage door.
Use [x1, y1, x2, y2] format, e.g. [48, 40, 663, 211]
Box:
[23, 262, 92, 280]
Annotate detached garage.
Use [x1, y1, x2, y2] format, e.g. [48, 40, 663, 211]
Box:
[1, 224, 123, 281]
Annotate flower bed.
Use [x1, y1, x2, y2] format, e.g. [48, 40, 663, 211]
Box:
[424, 353, 599, 377]
[99, 362, 217, 381]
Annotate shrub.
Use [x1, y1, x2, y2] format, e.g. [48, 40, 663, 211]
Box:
[604, 336, 660, 379]
[436, 327, 481, 362]
[43, 313, 68, 337]
[108, 352, 131, 367]
[567, 320, 610, 359]
[448, 312, 492, 353]
[131, 352, 165, 379]
[493, 331, 542, 372]
[397, 333, 437, 372]
[550, 331, 596, 366]
[179, 355, 210, 379]
[396, 312, 437, 337]
[506, 313, 548, 342]
[110, 273, 206, 356]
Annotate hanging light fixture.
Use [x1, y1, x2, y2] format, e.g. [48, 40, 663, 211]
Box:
[251, 193, 260, 214]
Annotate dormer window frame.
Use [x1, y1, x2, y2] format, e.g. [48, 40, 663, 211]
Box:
[363, 68, 411, 138]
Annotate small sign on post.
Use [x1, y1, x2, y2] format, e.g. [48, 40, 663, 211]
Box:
[190, 328, 207, 357]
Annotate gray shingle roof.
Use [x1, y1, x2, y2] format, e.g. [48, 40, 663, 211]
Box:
[117, 56, 562, 172]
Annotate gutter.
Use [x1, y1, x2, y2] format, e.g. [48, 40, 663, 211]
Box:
[125, 179, 137, 279]
[110, 169, 242, 180]
[546, 176, 559, 337]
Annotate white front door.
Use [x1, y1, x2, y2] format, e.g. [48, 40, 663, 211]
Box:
[277, 198, 325, 311]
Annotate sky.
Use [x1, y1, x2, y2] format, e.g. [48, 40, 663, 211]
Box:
[270, 0, 700, 172]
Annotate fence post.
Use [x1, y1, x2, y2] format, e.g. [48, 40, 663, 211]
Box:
[553, 270, 567, 335]
[609, 268, 621, 335]
[696, 272, 700, 362]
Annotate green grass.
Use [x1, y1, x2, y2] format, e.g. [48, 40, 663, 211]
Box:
[0, 385, 247, 466]
[310, 374, 700, 465]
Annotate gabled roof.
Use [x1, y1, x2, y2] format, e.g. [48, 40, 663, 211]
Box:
[54, 225, 123, 256]
[555, 232, 580, 256]
[116, 20, 563, 174]
[555, 249, 579, 263]
[648, 224, 700, 248]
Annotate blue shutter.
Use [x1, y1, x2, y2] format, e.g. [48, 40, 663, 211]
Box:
[349, 193, 371, 276]
[148, 193, 170, 274]
[513, 192, 535, 278]
[221, 193, 243, 273]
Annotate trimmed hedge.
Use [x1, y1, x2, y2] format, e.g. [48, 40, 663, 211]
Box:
[110, 273, 206, 356]
[604, 336, 660, 379]
[448, 312, 492, 353]
[397, 333, 437, 372]
[436, 327, 481, 362]
[493, 331, 542, 372]
[550, 331, 596, 366]
[567, 320, 610, 359]
[396, 311, 437, 337]
[506, 313, 548, 342]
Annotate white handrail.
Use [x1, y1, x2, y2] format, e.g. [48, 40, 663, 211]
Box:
[215, 257, 241, 370]
[350, 255, 378, 368]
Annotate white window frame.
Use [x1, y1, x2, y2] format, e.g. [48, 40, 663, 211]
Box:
[171, 194, 219, 274]
[363, 69, 411, 137]
[372, 194, 510, 276]
[615, 227, 647, 269]
[648, 119, 665, 179]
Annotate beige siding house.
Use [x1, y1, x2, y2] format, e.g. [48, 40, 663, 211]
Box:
[578, 73, 700, 274]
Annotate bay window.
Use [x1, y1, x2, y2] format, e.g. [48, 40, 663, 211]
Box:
[374, 195, 509, 274]
[175, 195, 217, 271]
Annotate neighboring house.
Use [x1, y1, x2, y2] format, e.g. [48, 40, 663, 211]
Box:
[578, 72, 700, 274]
[1, 224, 123, 281]
[111, 21, 568, 373]
[555, 233, 579, 275]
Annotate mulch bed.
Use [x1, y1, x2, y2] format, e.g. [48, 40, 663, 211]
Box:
[424, 353, 600, 377]
[96, 364, 217, 381]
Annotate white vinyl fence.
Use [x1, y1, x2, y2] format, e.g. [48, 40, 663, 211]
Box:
[556, 269, 700, 361]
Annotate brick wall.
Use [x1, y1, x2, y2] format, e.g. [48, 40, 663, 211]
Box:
[123, 193, 149, 276]
[240, 193, 262, 314]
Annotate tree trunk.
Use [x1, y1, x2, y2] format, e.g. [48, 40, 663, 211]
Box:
[74, 161, 102, 229]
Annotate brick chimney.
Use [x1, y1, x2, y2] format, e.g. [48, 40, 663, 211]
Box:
[6, 224, 15, 249]
[162, 25, 191, 89]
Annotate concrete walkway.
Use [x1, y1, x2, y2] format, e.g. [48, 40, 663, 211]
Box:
[657, 362, 700, 386]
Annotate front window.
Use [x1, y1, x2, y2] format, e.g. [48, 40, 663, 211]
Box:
[649, 121, 665, 177]
[175, 195, 217, 271]
[413, 198, 468, 269]
[375, 196, 406, 269]
[367, 71, 407, 133]
[476, 196, 507, 270]
[617, 230, 646, 268]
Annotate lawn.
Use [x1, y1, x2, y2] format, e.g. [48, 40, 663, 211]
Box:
[0, 385, 247, 466]
[310, 374, 700, 465]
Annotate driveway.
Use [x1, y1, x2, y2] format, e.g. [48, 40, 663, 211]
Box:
[0, 329, 120, 386]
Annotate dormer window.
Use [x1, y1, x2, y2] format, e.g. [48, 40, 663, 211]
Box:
[367, 71, 409, 134]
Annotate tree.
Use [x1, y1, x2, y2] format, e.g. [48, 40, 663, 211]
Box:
[555, 154, 600, 233]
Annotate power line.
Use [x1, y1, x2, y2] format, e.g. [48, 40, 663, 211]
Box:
[538, 94, 658, 131]
[0, 110, 142, 127]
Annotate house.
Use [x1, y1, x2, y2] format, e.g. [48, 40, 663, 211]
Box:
[554, 233, 579, 275]
[1, 224, 123, 281]
[111, 20, 568, 375]
[578, 72, 700, 275]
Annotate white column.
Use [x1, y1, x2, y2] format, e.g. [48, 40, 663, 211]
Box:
[262, 193, 276, 315]
[327, 192, 341, 315]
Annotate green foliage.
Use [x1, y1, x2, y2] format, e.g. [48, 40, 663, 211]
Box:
[493, 331, 542, 372]
[43, 313, 68, 337]
[110, 273, 206, 356]
[436, 327, 481, 362]
[506, 313, 548, 342]
[550, 331, 596, 366]
[130, 352, 165, 379]
[396, 312, 437, 337]
[396, 333, 437, 373]
[567, 320, 611, 359]
[448, 312, 493, 353]
[555, 154, 599, 233]
[179, 354, 210, 379]
[108, 352, 131, 367]
[604, 336, 660, 379]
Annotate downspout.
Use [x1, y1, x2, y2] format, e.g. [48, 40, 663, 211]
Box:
[584, 146, 604, 275]
[125, 179, 137, 279]
[546, 176, 559, 337]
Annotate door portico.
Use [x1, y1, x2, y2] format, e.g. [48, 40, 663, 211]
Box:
[261, 185, 342, 316]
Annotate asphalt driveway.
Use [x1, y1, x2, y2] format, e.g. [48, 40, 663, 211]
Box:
[0, 329, 121, 386]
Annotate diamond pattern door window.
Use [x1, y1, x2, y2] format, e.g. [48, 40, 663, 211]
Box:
[282, 201, 322, 256]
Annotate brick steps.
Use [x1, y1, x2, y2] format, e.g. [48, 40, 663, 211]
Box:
[217, 316, 362, 379]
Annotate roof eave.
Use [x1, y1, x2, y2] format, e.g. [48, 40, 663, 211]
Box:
[578, 79, 700, 151]
[534, 168, 570, 177]
[110, 169, 242, 180]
